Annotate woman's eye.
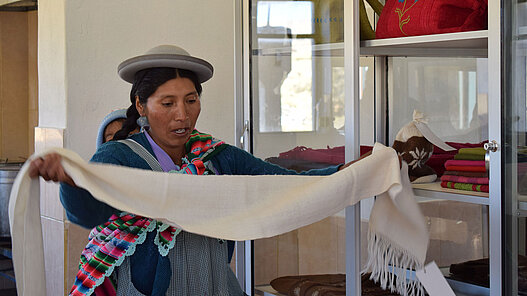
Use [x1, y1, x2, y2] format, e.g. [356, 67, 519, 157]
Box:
[161, 102, 173, 107]
[187, 96, 198, 103]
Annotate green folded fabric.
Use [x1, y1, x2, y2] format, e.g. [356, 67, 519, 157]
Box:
[454, 153, 485, 161]
[458, 147, 486, 156]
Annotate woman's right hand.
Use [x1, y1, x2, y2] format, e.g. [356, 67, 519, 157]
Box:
[28, 153, 76, 187]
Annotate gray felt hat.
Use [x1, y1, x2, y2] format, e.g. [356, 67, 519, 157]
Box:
[118, 45, 214, 83]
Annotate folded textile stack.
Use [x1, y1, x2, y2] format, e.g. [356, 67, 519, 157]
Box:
[426, 141, 485, 177]
[440, 147, 489, 193]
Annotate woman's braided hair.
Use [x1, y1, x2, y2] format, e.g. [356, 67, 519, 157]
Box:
[113, 67, 202, 141]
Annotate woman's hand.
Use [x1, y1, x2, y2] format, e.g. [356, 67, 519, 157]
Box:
[338, 150, 402, 171]
[338, 150, 372, 171]
[28, 153, 76, 186]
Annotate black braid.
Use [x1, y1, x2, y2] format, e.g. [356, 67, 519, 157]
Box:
[112, 104, 140, 140]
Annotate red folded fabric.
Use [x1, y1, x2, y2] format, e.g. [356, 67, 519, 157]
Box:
[444, 160, 485, 167]
[440, 174, 488, 185]
[277, 145, 372, 165]
[376, 0, 488, 39]
[445, 165, 486, 172]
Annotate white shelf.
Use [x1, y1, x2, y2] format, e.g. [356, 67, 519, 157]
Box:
[252, 42, 344, 57]
[255, 285, 284, 296]
[361, 30, 488, 57]
[252, 30, 488, 58]
[413, 182, 489, 205]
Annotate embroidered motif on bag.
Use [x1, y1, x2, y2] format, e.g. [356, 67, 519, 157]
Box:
[394, 0, 419, 35]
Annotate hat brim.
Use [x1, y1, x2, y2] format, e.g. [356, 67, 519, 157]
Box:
[118, 54, 214, 83]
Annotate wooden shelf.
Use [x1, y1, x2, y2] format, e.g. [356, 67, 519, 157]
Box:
[413, 182, 489, 205]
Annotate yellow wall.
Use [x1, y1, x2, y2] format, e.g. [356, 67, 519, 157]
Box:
[0, 10, 37, 162]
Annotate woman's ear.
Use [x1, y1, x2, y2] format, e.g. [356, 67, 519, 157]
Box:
[135, 96, 145, 116]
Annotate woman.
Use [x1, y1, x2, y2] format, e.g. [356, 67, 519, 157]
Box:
[29, 45, 361, 296]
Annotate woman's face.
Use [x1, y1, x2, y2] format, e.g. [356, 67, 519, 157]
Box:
[136, 77, 201, 159]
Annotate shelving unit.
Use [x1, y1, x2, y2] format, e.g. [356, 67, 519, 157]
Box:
[353, 3, 499, 295]
[362, 29, 494, 295]
[240, 1, 508, 295]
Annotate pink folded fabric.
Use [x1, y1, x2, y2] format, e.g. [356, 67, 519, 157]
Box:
[440, 174, 489, 185]
[444, 160, 485, 167]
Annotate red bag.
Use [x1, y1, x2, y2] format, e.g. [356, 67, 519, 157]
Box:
[375, 0, 487, 39]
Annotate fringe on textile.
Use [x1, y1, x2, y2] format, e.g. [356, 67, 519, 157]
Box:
[362, 231, 425, 296]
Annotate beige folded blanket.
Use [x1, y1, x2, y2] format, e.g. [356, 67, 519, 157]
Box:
[9, 143, 428, 296]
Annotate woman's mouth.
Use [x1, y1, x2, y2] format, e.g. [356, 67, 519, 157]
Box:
[173, 128, 188, 136]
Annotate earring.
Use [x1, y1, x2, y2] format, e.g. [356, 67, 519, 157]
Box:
[136, 116, 149, 129]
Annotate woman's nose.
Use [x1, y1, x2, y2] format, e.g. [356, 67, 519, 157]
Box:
[173, 104, 188, 121]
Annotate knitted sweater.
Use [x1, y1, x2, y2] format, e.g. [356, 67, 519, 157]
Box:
[60, 132, 339, 295]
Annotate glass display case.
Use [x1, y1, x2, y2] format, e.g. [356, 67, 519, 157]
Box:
[235, 0, 517, 295]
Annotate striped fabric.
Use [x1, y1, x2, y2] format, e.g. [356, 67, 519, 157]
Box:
[441, 181, 489, 193]
[70, 130, 226, 296]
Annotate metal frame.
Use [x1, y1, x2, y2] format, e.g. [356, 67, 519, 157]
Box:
[235, 0, 253, 294]
[374, 56, 387, 145]
[487, 0, 503, 294]
[344, 0, 361, 295]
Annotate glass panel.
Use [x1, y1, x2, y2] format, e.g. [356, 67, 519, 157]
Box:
[503, 1, 527, 295]
[388, 57, 488, 144]
[420, 201, 489, 287]
[388, 57, 490, 293]
[249, 1, 375, 294]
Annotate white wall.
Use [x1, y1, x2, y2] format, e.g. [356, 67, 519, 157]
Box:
[38, 0, 66, 129]
[40, 0, 237, 159]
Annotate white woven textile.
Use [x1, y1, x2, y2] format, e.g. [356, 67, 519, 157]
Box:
[9, 143, 428, 296]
